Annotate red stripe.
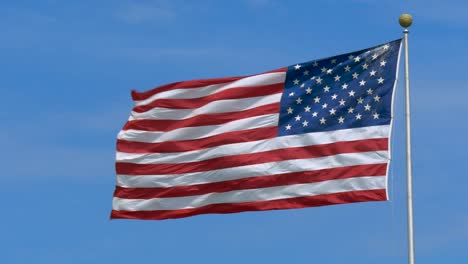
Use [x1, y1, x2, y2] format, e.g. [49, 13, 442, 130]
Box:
[116, 138, 388, 175]
[133, 83, 284, 112]
[114, 163, 387, 199]
[123, 103, 281, 132]
[116, 126, 278, 153]
[110, 189, 387, 220]
[131, 68, 287, 101]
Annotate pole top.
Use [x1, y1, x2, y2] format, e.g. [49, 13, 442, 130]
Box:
[399, 13, 413, 28]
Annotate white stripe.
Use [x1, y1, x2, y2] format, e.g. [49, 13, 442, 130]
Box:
[113, 176, 385, 211]
[129, 93, 282, 120]
[118, 114, 279, 143]
[134, 72, 286, 106]
[117, 151, 389, 188]
[117, 125, 389, 164]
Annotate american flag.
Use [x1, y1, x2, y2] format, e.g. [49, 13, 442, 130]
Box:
[111, 39, 402, 220]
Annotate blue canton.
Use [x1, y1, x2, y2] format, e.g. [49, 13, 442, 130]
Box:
[278, 39, 402, 137]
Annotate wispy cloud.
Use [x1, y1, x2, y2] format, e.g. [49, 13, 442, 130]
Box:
[354, 0, 468, 26]
[416, 215, 468, 251]
[115, 3, 175, 25]
[111, 46, 226, 61]
[411, 1, 468, 25]
[1, 139, 113, 181]
[245, 0, 271, 8]
[0, 6, 57, 25]
[412, 80, 467, 112]
[1, 103, 129, 180]
[361, 213, 468, 257]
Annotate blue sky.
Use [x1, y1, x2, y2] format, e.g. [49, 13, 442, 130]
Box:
[2, 0, 468, 263]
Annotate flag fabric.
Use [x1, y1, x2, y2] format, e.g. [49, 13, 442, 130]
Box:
[111, 39, 402, 220]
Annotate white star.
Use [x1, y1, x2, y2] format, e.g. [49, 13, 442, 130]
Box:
[326, 69, 333, 74]
[348, 107, 355, 113]
[331, 59, 337, 64]
[356, 113, 362, 120]
[373, 113, 380, 119]
[359, 80, 366, 86]
[320, 117, 326, 124]
[348, 90, 356, 97]
[357, 97, 364, 104]
[310, 76, 316, 80]
[323, 85, 331, 92]
[338, 116, 345, 123]
[289, 92, 295, 97]
[344, 65, 351, 72]
[331, 94, 338, 100]
[372, 54, 378, 60]
[348, 54, 354, 60]
[377, 77, 384, 84]
[370, 70, 377, 76]
[367, 88, 374, 95]
[362, 63, 369, 70]
[341, 83, 348, 89]
[295, 115, 301, 121]
[354, 56, 361, 63]
[380, 60, 387, 67]
[285, 124, 291, 130]
[287, 107, 294, 114]
[329, 108, 337, 115]
[294, 64, 301, 70]
[302, 120, 309, 127]
[303, 70, 309, 75]
[316, 77, 323, 84]
[293, 79, 299, 85]
[300, 83, 305, 88]
[364, 104, 371, 111]
[322, 103, 328, 109]
[304, 106, 311, 112]
[296, 97, 303, 104]
[312, 112, 318, 117]
[383, 44, 389, 50]
[321, 67, 327, 73]
[352, 72, 359, 79]
[314, 96, 321, 103]
[339, 99, 346, 106]
[374, 95, 381, 102]
[313, 61, 319, 67]
[305, 87, 312, 94]
[333, 75, 340, 82]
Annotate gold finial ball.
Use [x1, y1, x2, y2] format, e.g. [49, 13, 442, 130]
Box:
[399, 14, 413, 28]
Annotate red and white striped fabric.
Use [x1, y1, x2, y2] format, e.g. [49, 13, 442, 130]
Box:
[111, 50, 396, 220]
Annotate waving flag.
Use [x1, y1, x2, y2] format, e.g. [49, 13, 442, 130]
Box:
[111, 39, 402, 220]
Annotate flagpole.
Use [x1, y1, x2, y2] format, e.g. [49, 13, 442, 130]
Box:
[399, 13, 415, 264]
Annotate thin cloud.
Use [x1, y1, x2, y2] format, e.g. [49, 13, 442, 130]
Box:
[115, 3, 175, 25]
[1, 104, 127, 180]
[412, 1, 468, 25]
[0, 7, 57, 25]
[245, 0, 271, 7]
[112, 46, 226, 61]
[416, 215, 468, 251]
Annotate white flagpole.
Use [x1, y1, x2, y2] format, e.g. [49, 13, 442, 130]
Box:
[399, 13, 415, 264]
